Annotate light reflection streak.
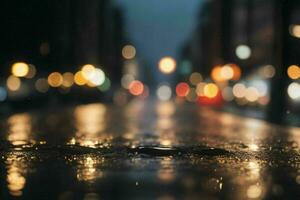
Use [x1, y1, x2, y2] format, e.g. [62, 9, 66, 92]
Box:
[72, 155, 105, 182]
[155, 101, 176, 146]
[157, 157, 175, 183]
[5, 154, 29, 197]
[7, 113, 34, 146]
[70, 103, 109, 148]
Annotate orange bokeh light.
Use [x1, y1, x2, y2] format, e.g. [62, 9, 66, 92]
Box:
[129, 80, 144, 96]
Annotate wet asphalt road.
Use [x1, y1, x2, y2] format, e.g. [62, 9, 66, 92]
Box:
[0, 100, 300, 200]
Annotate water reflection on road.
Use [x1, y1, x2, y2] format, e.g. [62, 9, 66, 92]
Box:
[0, 100, 300, 199]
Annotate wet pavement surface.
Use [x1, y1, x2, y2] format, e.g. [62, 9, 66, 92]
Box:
[1, 100, 300, 200]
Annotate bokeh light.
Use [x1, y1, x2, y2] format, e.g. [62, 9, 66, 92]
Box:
[289, 24, 300, 38]
[189, 72, 203, 85]
[287, 65, 300, 80]
[235, 44, 251, 60]
[287, 82, 300, 100]
[129, 80, 144, 96]
[176, 82, 189, 97]
[220, 65, 234, 80]
[81, 64, 96, 80]
[245, 87, 259, 102]
[211, 65, 225, 82]
[11, 62, 29, 77]
[157, 85, 172, 101]
[35, 78, 49, 93]
[158, 57, 176, 74]
[203, 83, 218, 98]
[98, 77, 111, 92]
[233, 83, 246, 98]
[25, 64, 36, 79]
[74, 71, 87, 86]
[62, 72, 74, 87]
[88, 68, 105, 86]
[259, 65, 276, 78]
[48, 72, 63, 87]
[122, 45, 136, 59]
[7, 75, 21, 91]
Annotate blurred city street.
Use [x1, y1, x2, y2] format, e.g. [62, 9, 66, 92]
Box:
[1, 0, 300, 199]
[1, 100, 300, 199]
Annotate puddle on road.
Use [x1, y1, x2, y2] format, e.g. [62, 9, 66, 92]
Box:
[1, 102, 300, 199]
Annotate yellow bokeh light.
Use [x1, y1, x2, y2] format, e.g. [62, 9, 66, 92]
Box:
[287, 65, 300, 80]
[62, 72, 74, 87]
[158, 57, 176, 74]
[48, 72, 63, 87]
[11, 62, 29, 77]
[81, 64, 95, 80]
[122, 45, 136, 59]
[7, 75, 21, 91]
[74, 71, 87, 86]
[204, 83, 218, 98]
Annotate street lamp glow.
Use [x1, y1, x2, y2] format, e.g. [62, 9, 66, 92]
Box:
[11, 62, 29, 77]
[158, 57, 176, 74]
[235, 45, 251, 60]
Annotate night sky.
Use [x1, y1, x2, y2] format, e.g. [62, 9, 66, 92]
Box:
[115, 0, 203, 82]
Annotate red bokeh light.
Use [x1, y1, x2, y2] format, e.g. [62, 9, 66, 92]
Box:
[176, 82, 190, 97]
